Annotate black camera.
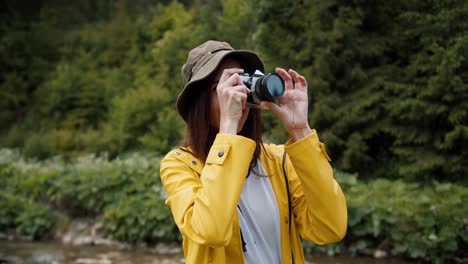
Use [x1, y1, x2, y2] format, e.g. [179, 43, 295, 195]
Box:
[239, 72, 285, 107]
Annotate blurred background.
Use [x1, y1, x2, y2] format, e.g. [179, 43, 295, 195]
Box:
[0, 0, 466, 263]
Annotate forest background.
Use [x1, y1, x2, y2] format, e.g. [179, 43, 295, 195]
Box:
[1, 0, 467, 263]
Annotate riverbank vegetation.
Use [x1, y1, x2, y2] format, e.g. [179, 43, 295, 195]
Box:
[1, 149, 466, 263]
[1, 0, 467, 183]
[1, 0, 467, 263]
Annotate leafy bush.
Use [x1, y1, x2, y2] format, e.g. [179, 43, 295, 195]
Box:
[110, 84, 177, 154]
[0, 149, 174, 242]
[103, 192, 179, 242]
[0, 192, 21, 231]
[304, 170, 468, 263]
[23, 132, 56, 159]
[1, 148, 466, 262]
[15, 204, 54, 239]
[1, 125, 27, 148]
[53, 126, 114, 156]
[0, 149, 65, 201]
[0, 192, 53, 239]
[0, 149, 161, 214]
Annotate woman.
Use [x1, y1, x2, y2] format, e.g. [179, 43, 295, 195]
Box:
[160, 40, 347, 263]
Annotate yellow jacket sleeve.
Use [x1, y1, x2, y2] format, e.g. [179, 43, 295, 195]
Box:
[160, 133, 256, 247]
[284, 130, 347, 244]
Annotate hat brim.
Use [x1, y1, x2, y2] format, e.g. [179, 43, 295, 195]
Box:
[177, 50, 265, 123]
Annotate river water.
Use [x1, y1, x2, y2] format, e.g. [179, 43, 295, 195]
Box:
[0, 240, 409, 264]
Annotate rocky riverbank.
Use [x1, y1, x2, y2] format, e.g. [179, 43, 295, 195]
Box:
[0, 218, 184, 264]
[0, 240, 185, 264]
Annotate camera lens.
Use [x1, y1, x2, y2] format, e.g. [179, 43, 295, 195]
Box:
[265, 74, 284, 98]
[256, 73, 284, 102]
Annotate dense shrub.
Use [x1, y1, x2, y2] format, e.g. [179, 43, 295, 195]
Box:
[104, 192, 179, 242]
[0, 149, 173, 242]
[304, 171, 468, 263]
[0, 192, 53, 239]
[254, 0, 468, 183]
[15, 203, 54, 239]
[1, 0, 467, 183]
[46, 152, 161, 213]
[0, 148, 466, 262]
[0, 192, 20, 231]
[23, 132, 56, 159]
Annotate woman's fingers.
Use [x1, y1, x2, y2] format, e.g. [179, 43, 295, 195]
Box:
[228, 84, 250, 94]
[218, 83, 250, 97]
[260, 101, 282, 115]
[274, 67, 307, 91]
[218, 83, 249, 110]
[289, 69, 307, 89]
[219, 68, 244, 86]
[275, 67, 294, 91]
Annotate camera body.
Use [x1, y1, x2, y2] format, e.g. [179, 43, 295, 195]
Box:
[238, 72, 285, 107]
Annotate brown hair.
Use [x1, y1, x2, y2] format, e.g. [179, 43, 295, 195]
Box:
[183, 77, 263, 166]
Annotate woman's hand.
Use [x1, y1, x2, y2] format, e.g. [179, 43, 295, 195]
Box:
[217, 68, 250, 134]
[261, 68, 312, 142]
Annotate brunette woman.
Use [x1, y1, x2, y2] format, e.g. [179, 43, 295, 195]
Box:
[160, 40, 347, 264]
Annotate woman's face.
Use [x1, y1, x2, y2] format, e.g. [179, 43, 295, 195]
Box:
[209, 58, 250, 133]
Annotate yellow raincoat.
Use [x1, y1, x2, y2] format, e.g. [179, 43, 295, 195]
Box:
[160, 130, 347, 263]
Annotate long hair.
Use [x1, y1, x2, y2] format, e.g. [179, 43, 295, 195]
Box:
[183, 78, 263, 166]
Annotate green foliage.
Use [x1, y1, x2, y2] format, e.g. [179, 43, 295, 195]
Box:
[15, 204, 54, 239]
[384, 0, 468, 182]
[1, 2, 467, 261]
[0, 2, 467, 261]
[1, 149, 466, 261]
[137, 108, 184, 153]
[104, 192, 179, 242]
[0, 153, 56, 239]
[0, 192, 53, 239]
[1, 0, 467, 182]
[1, 124, 27, 148]
[0, 193, 21, 231]
[253, 0, 468, 182]
[0, 14, 61, 134]
[23, 132, 56, 159]
[111, 84, 177, 153]
[254, 0, 398, 178]
[304, 170, 468, 263]
[53, 126, 114, 155]
[0, 148, 176, 243]
[44, 152, 162, 214]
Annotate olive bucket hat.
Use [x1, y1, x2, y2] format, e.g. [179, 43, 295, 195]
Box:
[177, 40, 265, 122]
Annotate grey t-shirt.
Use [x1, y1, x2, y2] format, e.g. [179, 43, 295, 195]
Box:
[237, 160, 282, 264]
